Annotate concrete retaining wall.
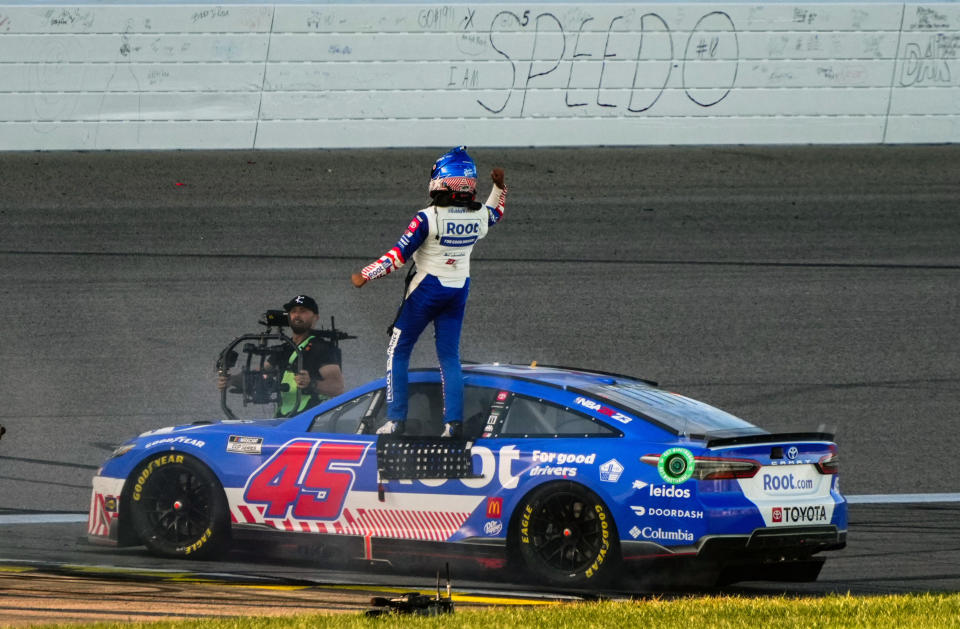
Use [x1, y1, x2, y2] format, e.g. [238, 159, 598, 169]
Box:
[0, 1, 957, 149]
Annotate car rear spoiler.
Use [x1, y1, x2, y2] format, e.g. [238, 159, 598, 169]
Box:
[705, 431, 835, 449]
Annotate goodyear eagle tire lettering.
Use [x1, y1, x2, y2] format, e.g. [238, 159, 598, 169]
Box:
[514, 481, 620, 586]
[128, 453, 229, 559]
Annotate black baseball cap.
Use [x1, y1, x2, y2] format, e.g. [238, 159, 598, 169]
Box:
[283, 294, 319, 314]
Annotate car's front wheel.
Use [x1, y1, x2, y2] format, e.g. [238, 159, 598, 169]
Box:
[128, 453, 229, 559]
[514, 481, 620, 586]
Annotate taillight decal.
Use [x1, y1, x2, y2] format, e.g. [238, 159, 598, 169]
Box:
[640, 453, 761, 480]
[692, 456, 761, 480]
[816, 447, 839, 474]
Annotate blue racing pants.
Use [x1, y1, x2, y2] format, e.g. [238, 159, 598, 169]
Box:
[386, 274, 469, 424]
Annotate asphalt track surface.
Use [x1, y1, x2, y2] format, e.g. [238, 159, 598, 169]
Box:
[0, 146, 959, 614]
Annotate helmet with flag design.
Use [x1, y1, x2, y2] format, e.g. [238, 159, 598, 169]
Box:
[429, 146, 478, 204]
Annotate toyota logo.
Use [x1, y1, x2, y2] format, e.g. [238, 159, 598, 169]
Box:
[786, 446, 799, 460]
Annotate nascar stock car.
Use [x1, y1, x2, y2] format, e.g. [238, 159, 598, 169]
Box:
[88, 364, 846, 586]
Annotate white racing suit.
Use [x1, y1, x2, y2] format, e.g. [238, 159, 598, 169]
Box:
[360, 185, 506, 424]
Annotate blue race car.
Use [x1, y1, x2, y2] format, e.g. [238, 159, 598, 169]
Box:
[88, 364, 846, 586]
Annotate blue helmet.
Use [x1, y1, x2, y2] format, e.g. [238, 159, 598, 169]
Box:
[429, 146, 477, 199]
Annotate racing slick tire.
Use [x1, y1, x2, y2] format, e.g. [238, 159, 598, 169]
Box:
[514, 481, 620, 586]
[128, 453, 229, 559]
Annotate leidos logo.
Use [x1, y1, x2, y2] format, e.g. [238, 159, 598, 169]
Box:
[486, 497, 503, 518]
[649, 485, 691, 499]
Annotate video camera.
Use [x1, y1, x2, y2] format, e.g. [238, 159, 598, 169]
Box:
[216, 310, 356, 419]
[259, 309, 357, 345]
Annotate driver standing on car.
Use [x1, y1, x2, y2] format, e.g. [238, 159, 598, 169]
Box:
[351, 147, 506, 438]
[218, 295, 345, 415]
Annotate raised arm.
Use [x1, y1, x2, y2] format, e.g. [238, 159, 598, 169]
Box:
[352, 211, 430, 287]
[485, 168, 507, 226]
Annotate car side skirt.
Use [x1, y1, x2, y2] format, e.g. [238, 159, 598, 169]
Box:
[621, 525, 846, 562]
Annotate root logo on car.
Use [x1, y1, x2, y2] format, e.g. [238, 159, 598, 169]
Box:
[763, 472, 814, 492]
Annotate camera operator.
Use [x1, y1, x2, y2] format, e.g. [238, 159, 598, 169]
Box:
[218, 294, 345, 416]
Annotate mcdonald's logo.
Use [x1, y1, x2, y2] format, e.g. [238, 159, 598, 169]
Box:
[486, 497, 503, 518]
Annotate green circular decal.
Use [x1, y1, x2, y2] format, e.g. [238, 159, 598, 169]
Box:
[657, 448, 695, 484]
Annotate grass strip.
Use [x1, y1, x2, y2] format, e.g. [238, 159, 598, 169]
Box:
[31, 592, 960, 629]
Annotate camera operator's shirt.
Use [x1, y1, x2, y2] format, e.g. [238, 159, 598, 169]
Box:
[359, 184, 506, 289]
[278, 332, 342, 416]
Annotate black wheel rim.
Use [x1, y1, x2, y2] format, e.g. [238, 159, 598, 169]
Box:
[527, 491, 604, 573]
[138, 464, 214, 543]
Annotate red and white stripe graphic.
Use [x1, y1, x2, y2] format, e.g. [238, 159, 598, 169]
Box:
[87, 492, 112, 537]
[88, 476, 125, 538]
[226, 489, 480, 542]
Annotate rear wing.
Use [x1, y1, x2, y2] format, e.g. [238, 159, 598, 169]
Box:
[706, 431, 835, 449]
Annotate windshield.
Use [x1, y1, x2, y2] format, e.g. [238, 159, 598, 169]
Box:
[587, 382, 765, 437]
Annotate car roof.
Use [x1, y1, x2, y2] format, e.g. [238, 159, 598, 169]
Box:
[461, 363, 657, 389]
[459, 363, 760, 437]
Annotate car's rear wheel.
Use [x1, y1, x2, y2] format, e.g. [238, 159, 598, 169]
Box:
[514, 481, 620, 586]
[128, 453, 229, 559]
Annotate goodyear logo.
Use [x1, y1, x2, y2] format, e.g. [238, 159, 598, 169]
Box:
[132, 454, 184, 501]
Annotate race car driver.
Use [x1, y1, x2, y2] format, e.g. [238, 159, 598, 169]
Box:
[218, 294, 345, 415]
[351, 146, 506, 438]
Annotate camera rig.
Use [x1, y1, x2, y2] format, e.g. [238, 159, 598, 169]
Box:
[215, 310, 356, 419]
